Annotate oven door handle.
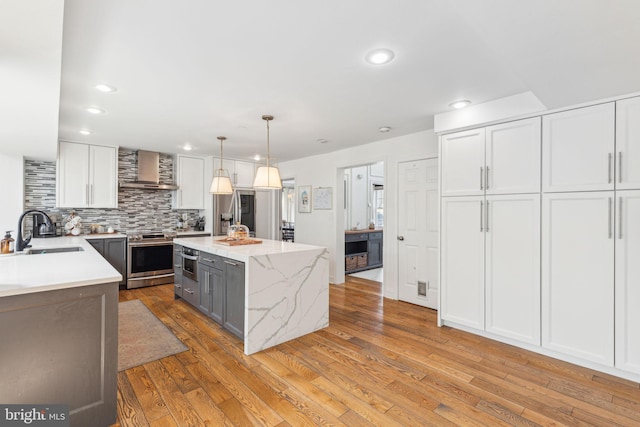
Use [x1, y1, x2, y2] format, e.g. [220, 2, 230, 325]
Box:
[182, 254, 199, 261]
[129, 240, 173, 247]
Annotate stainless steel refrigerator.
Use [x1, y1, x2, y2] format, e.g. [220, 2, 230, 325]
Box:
[213, 189, 281, 240]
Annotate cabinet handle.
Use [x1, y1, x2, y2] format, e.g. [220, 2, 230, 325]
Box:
[175, 284, 181, 289]
[480, 201, 484, 232]
[619, 197, 623, 239]
[480, 167, 484, 190]
[485, 166, 490, 190]
[174, 264, 182, 268]
[618, 152, 623, 184]
[90, 184, 94, 204]
[608, 153, 613, 184]
[224, 260, 238, 266]
[86, 184, 89, 204]
[485, 200, 489, 232]
[203, 258, 215, 263]
[185, 288, 194, 295]
[608, 197, 613, 239]
[205, 272, 209, 293]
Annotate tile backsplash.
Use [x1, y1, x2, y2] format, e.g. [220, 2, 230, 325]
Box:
[24, 148, 201, 233]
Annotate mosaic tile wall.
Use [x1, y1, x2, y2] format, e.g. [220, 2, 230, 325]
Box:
[24, 148, 202, 234]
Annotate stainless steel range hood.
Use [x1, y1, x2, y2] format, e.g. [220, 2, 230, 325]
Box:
[119, 150, 179, 190]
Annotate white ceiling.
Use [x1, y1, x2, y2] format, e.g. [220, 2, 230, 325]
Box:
[3, 0, 640, 161]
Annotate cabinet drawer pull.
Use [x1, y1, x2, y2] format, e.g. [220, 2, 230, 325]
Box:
[224, 260, 238, 266]
[185, 288, 194, 295]
[619, 197, 623, 239]
[608, 197, 613, 239]
[618, 152, 623, 183]
[174, 264, 182, 269]
[203, 258, 215, 263]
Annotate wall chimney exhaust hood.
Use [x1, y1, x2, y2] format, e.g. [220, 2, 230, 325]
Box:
[119, 150, 179, 190]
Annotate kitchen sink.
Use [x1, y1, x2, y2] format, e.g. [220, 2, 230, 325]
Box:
[26, 246, 84, 255]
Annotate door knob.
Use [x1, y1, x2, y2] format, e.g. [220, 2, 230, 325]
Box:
[397, 236, 404, 241]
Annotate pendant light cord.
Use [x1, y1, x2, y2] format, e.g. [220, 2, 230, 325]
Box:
[266, 117, 271, 168]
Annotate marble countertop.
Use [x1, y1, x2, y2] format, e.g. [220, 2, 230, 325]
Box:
[173, 237, 325, 263]
[0, 236, 122, 298]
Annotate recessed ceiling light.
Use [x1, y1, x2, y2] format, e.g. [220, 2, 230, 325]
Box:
[79, 129, 93, 135]
[449, 100, 471, 109]
[378, 126, 392, 133]
[95, 84, 117, 93]
[85, 107, 105, 114]
[183, 144, 193, 151]
[253, 155, 261, 162]
[365, 48, 395, 65]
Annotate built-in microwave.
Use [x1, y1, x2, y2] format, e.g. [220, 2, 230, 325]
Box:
[182, 247, 199, 281]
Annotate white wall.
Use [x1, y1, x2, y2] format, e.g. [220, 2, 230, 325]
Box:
[0, 154, 24, 232]
[279, 129, 438, 299]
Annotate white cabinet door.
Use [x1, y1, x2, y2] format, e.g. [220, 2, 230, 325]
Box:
[485, 194, 540, 345]
[89, 145, 117, 208]
[440, 196, 485, 329]
[616, 96, 640, 190]
[542, 192, 614, 366]
[615, 190, 640, 374]
[542, 103, 615, 192]
[57, 141, 89, 208]
[234, 160, 255, 188]
[486, 117, 541, 195]
[175, 155, 204, 209]
[440, 128, 485, 196]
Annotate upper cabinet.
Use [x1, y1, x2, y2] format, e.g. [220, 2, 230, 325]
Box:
[616, 96, 640, 190]
[441, 117, 541, 197]
[57, 141, 118, 208]
[213, 158, 255, 188]
[542, 103, 615, 193]
[173, 155, 205, 210]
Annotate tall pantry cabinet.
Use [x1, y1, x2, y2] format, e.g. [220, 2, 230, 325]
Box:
[440, 117, 541, 345]
[440, 94, 640, 379]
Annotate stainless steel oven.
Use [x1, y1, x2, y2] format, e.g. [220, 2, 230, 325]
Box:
[181, 247, 199, 281]
[127, 231, 177, 289]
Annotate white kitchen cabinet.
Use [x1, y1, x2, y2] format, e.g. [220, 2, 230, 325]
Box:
[542, 192, 614, 366]
[485, 194, 540, 345]
[213, 158, 255, 188]
[440, 196, 485, 329]
[173, 155, 205, 209]
[485, 117, 541, 195]
[57, 141, 117, 208]
[615, 190, 640, 374]
[441, 118, 541, 197]
[234, 160, 255, 188]
[616, 96, 640, 190]
[542, 103, 615, 193]
[440, 128, 485, 196]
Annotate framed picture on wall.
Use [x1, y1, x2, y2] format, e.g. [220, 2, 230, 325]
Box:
[313, 187, 332, 210]
[298, 185, 312, 213]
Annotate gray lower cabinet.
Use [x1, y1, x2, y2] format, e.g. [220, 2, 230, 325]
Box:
[181, 276, 199, 307]
[86, 237, 127, 286]
[223, 258, 245, 339]
[186, 250, 245, 340]
[174, 244, 183, 297]
[367, 232, 383, 267]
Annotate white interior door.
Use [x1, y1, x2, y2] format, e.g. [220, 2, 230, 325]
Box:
[398, 158, 438, 309]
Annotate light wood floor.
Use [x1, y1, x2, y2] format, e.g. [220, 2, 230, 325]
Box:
[114, 277, 640, 426]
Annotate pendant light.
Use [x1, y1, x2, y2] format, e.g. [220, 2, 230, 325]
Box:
[210, 136, 233, 194]
[253, 115, 283, 189]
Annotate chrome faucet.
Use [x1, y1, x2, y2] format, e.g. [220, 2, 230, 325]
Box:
[17, 209, 53, 252]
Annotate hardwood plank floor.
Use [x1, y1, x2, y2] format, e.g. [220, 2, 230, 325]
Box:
[112, 278, 640, 426]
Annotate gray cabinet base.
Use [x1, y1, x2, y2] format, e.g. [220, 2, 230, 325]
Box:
[0, 283, 118, 427]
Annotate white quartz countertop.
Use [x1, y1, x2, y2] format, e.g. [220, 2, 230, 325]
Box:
[173, 237, 325, 263]
[0, 236, 122, 298]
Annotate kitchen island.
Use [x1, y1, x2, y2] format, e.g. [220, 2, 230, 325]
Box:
[173, 237, 329, 355]
[0, 236, 121, 427]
